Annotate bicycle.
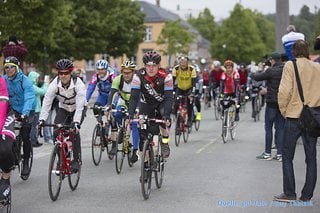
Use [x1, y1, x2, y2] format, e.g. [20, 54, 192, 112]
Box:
[40, 123, 81, 201]
[174, 95, 190, 146]
[213, 88, 222, 120]
[0, 171, 11, 213]
[136, 115, 166, 200]
[90, 106, 114, 166]
[12, 118, 33, 181]
[239, 85, 249, 113]
[251, 87, 261, 122]
[202, 85, 210, 109]
[114, 106, 133, 174]
[220, 96, 237, 143]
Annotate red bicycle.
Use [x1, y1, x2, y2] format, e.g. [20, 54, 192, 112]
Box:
[40, 123, 81, 201]
[174, 95, 191, 146]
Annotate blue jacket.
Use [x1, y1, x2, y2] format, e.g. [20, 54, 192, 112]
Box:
[4, 70, 36, 116]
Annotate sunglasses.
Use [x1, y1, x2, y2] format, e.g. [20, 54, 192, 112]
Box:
[58, 72, 71, 76]
[4, 65, 16, 70]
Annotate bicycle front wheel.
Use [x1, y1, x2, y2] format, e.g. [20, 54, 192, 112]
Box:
[194, 119, 200, 131]
[155, 136, 164, 189]
[141, 140, 153, 200]
[48, 143, 62, 201]
[183, 120, 190, 143]
[20, 142, 33, 181]
[68, 159, 81, 191]
[115, 128, 125, 174]
[91, 124, 102, 166]
[222, 110, 228, 143]
[175, 115, 182, 147]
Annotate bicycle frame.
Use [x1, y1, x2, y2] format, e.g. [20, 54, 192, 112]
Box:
[221, 96, 237, 143]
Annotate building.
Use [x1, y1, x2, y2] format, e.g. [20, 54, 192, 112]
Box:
[136, 0, 211, 68]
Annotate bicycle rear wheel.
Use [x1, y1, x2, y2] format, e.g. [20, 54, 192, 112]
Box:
[115, 128, 125, 174]
[20, 143, 33, 181]
[222, 110, 228, 143]
[91, 124, 102, 166]
[141, 140, 153, 200]
[155, 136, 164, 189]
[48, 143, 62, 201]
[175, 116, 182, 147]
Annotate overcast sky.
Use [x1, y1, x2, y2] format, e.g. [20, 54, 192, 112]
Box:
[141, 0, 320, 20]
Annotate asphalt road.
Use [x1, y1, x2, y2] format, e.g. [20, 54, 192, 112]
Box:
[6, 103, 320, 213]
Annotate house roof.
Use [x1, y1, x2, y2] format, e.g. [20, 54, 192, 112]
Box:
[138, 1, 198, 34]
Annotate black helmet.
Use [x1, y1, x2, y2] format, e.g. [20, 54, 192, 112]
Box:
[143, 51, 161, 65]
[4, 56, 20, 66]
[56, 59, 74, 72]
[121, 60, 136, 70]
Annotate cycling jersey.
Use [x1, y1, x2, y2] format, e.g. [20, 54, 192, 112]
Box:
[220, 70, 240, 95]
[129, 68, 173, 118]
[40, 76, 86, 123]
[108, 74, 131, 105]
[172, 65, 196, 90]
[86, 72, 115, 106]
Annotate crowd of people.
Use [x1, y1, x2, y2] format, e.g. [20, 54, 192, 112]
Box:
[1, 24, 320, 205]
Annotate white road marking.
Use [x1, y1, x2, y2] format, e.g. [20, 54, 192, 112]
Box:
[196, 138, 218, 154]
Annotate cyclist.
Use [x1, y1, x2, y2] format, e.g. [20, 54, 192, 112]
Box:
[0, 76, 15, 202]
[128, 51, 173, 158]
[193, 65, 203, 121]
[219, 60, 240, 121]
[172, 56, 196, 127]
[105, 60, 140, 163]
[86, 59, 116, 107]
[39, 59, 87, 172]
[209, 60, 224, 106]
[3, 56, 35, 176]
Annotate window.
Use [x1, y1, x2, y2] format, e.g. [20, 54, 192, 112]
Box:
[144, 26, 152, 42]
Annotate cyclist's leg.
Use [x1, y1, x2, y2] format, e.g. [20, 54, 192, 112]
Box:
[0, 135, 14, 200]
[21, 113, 33, 175]
[130, 121, 140, 163]
[158, 102, 170, 158]
[195, 96, 201, 120]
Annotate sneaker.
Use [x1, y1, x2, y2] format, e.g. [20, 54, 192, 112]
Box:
[109, 141, 117, 155]
[272, 154, 282, 161]
[130, 149, 139, 164]
[71, 160, 80, 173]
[21, 160, 30, 176]
[161, 142, 170, 158]
[196, 112, 201, 121]
[273, 193, 296, 202]
[299, 196, 311, 202]
[256, 152, 272, 160]
[0, 179, 10, 200]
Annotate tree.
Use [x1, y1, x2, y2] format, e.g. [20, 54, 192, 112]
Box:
[157, 20, 194, 66]
[210, 4, 265, 63]
[188, 8, 217, 42]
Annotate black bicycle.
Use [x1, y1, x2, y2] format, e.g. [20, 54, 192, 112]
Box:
[114, 107, 133, 174]
[90, 106, 114, 166]
[12, 118, 33, 181]
[251, 87, 261, 122]
[137, 115, 166, 200]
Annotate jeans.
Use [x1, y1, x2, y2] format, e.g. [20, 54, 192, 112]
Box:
[282, 118, 317, 199]
[264, 104, 285, 155]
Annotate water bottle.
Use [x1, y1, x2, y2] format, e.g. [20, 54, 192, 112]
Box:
[65, 137, 72, 159]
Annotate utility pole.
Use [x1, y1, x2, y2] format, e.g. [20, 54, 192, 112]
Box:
[276, 0, 289, 52]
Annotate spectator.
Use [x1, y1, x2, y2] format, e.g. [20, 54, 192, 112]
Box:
[314, 35, 320, 50]
[28, 71, 48, 147]
[252, 52, 285, 162]
[274, 40, 320, 202]
[281, 25, 305, 60]
[2, 35, 28, 73]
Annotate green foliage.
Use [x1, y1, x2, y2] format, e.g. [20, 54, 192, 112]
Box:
[188, 8, 217, 42]
[157, 20, 194, 64]
[0, 0, 145, 71]
[210, 4, 265, 63]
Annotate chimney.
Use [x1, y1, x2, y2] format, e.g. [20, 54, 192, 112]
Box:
[156, 0, 160, 7]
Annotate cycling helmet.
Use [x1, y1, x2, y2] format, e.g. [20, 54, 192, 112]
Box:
[239, 63, 246, 69]
[143, 51, 161, 65]
[213, 60, 221, 68]
[56, 59, 74, 72]
[224, 60, 234, 67]
[4, 56, 20, 66]
[121, 60, 136, 70]
[95, 59, 109, 70]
